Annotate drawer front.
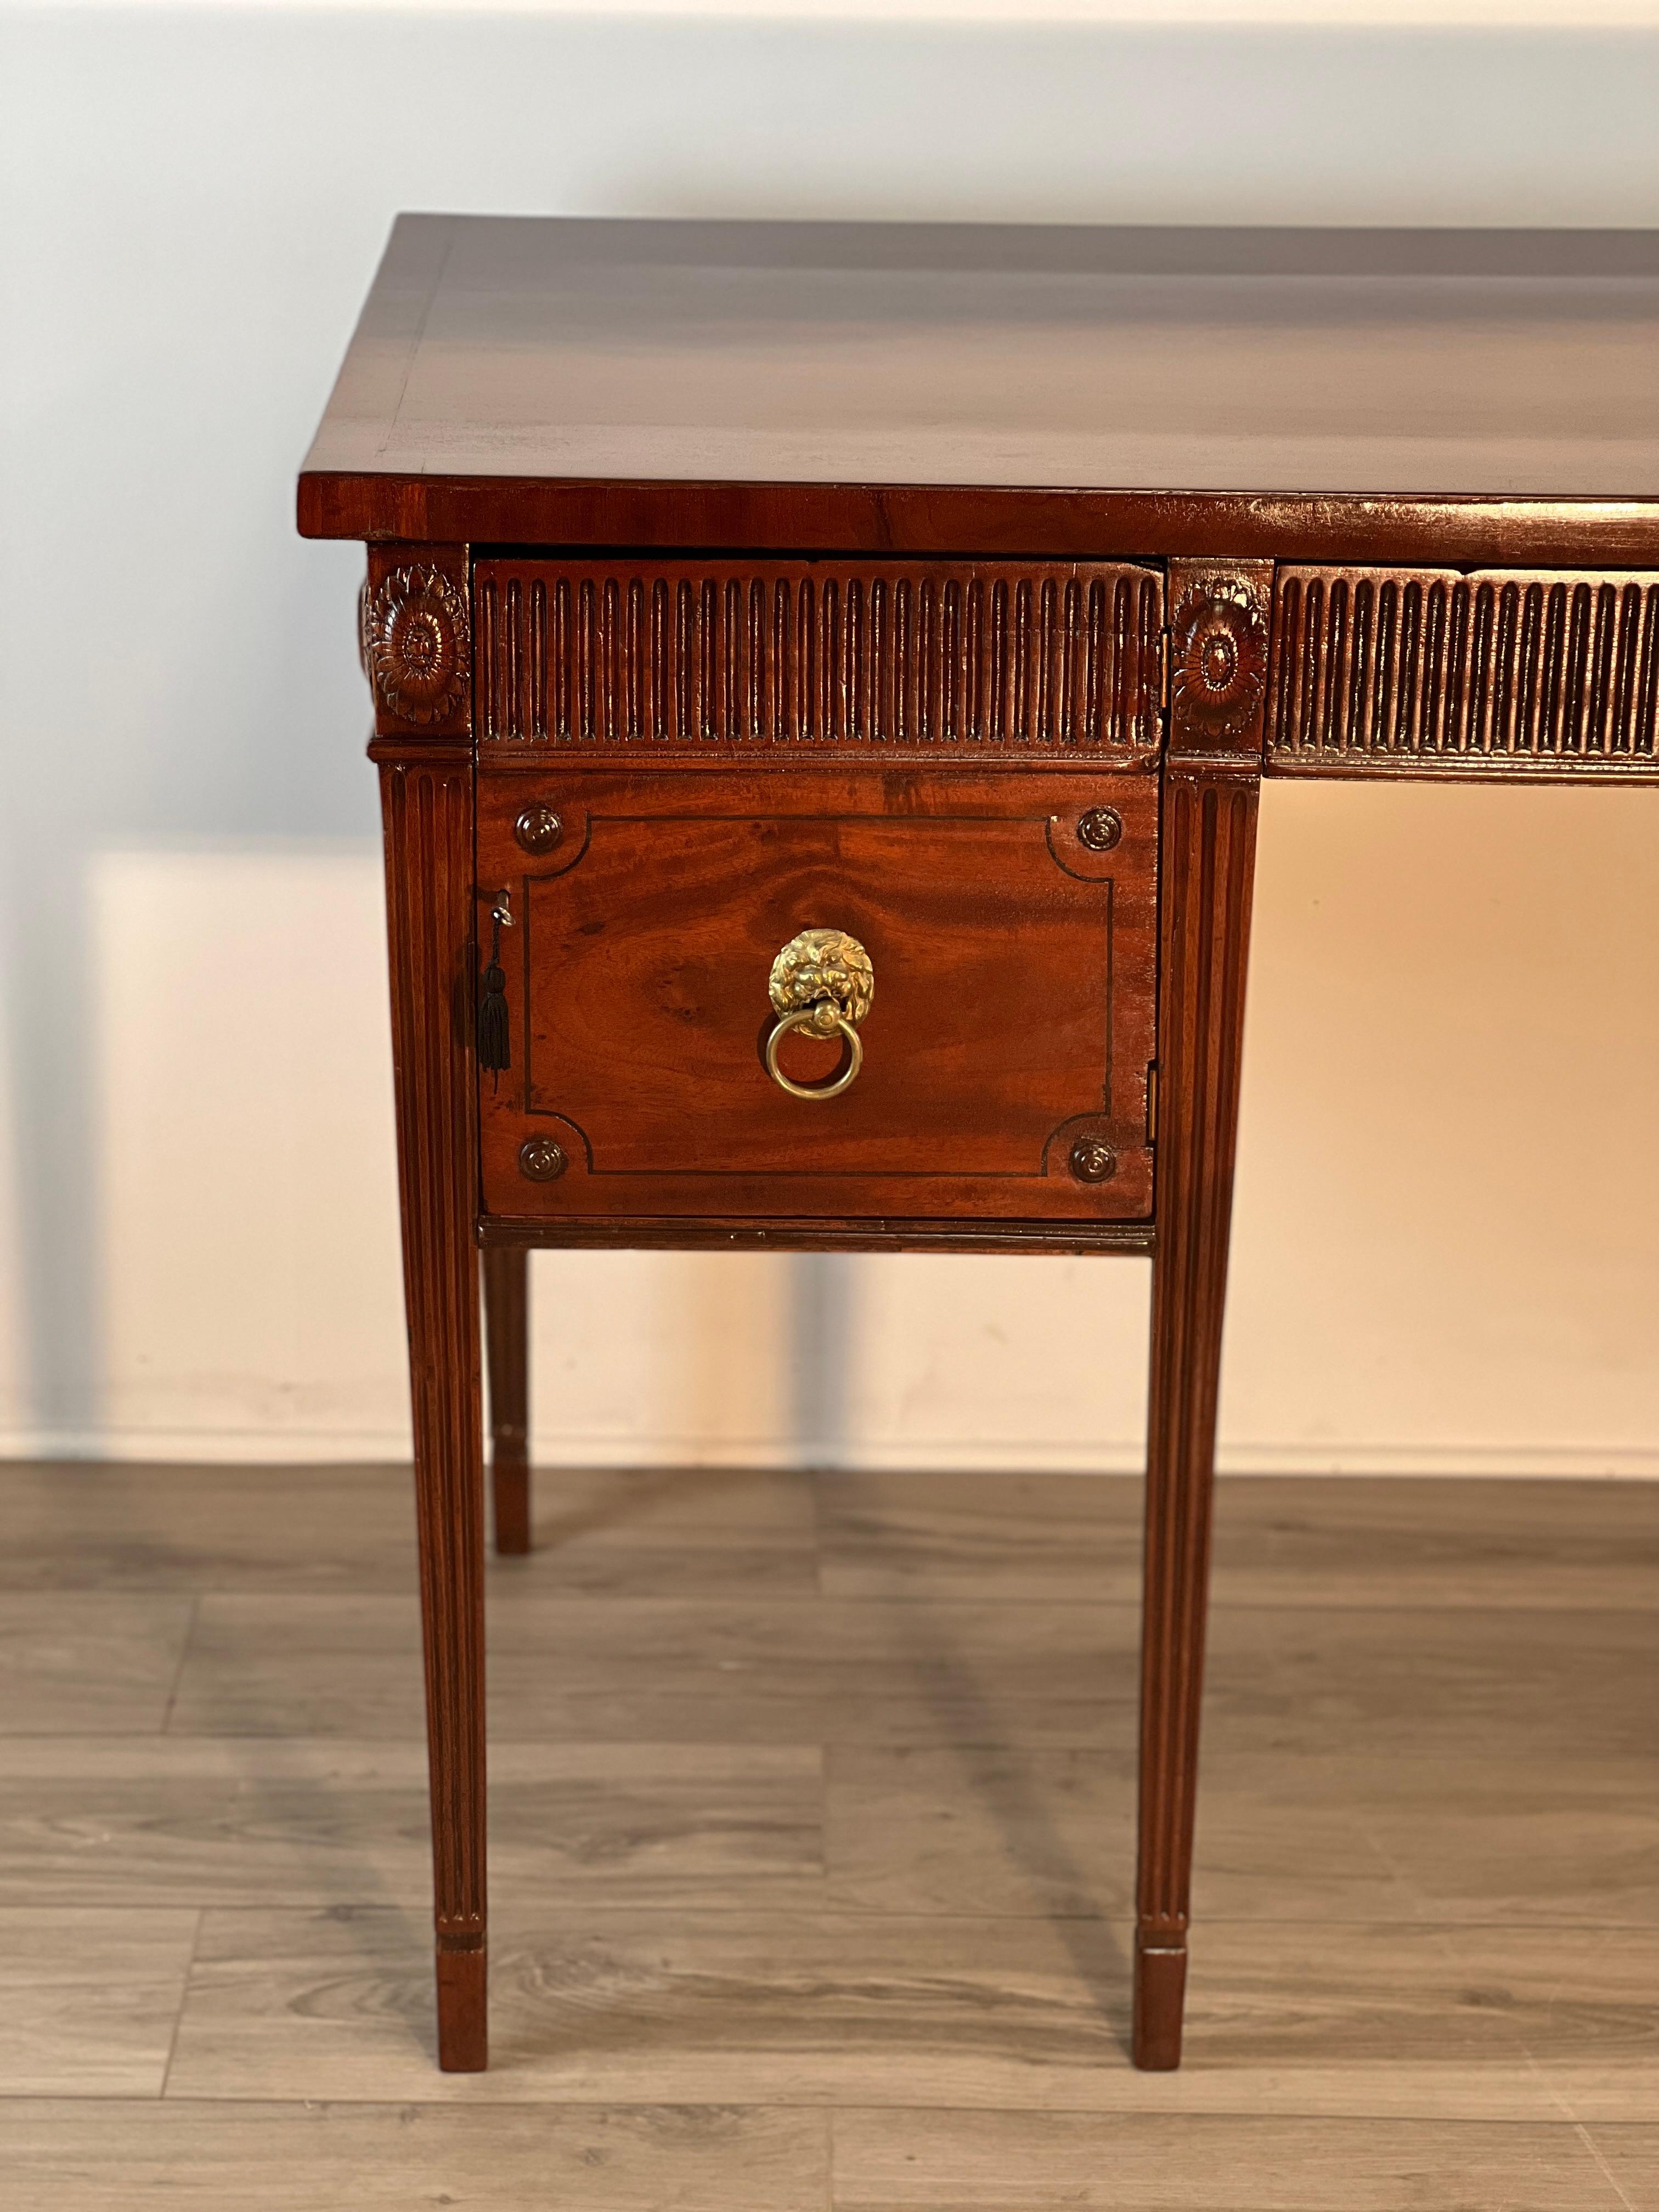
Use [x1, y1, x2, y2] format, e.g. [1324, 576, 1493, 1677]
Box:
[478, 767, 1157, 1224]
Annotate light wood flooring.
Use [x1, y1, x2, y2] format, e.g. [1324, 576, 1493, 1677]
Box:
[3, 1461, 1659, 2207]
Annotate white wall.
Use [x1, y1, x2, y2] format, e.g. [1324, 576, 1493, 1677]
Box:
[3, 2, 1658, 1472]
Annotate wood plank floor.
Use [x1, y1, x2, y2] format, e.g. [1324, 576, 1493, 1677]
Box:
[2, 1463, 1657, 2208]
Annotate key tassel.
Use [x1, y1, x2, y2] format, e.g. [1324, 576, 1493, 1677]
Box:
[477, 911, 510, 1079]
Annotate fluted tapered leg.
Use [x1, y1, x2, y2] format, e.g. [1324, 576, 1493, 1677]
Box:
[379, 746, 488, 2073]
[483, 1245, 531, 1555]
[1133, 563, 1267, 2070]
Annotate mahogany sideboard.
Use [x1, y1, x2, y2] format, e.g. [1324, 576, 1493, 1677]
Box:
[298, 216, 1659, 2074]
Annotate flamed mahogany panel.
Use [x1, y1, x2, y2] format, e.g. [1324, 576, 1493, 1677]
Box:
[476, 767, 1157, 1224]
[1268, 567, 1659, 777]
[475, 557, 1163, 762]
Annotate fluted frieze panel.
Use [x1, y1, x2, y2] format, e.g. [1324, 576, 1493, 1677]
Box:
[1269, 567, 1659, 776]
[476, 557, 1164, 760]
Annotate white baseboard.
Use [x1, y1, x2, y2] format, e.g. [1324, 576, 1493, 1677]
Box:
[0, 1427, 417, 1466]
[3, 1426, 1659, 1479]
[1213, 1440, 1659, 1479]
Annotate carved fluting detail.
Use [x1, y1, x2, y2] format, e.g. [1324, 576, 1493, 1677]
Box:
[1134, 558, 1267, 2075]
[365, 565, 472, 726]
[1135, 764, 1260, 2069]
[378, 755, 488, 2064]
[476, 558, 1164, 757]
[1268, 567, 1659, 774]
[1139, 774, 1258, 1920]
[1170, 573, 1268, 747]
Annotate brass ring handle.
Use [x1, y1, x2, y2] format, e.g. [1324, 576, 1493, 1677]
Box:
[765, 927, 874, 1102]
[765, 1007, 865, 1100]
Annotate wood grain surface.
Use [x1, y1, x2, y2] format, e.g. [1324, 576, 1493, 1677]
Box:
[163, 1590, 1141, 1746]
[1134, 561, 1269, 2067]
[0, 2102, 828, 2211]
[476, 765, 1158, 1226]
[300, 218, 1659, 512]
[155, 1905, 1659, 2119]
[832, 2110, 1641, 2211]
[0, 1594, 195, 1734]
[1267, 566, 1659, 780]
[0, 1909, 199, 2097]
[476, 556, 1163, 761]
[817, 1468, 1659, 1609]
[377, 735, 489, 2067]
[6, 1459, 1659, 2205]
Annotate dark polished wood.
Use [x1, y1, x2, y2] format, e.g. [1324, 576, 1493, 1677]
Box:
[475, 1215, 1158, 1256]
[301, 219, 1659, 566]
[481, 1246, 530, 1558]
[302, 216, 1659, 2080]
[476, 554, 1163, 760]
[307, 476, 1659, 572]
[476, 762, 1156, 1227]
[363, 545, 471, 741]
[300, 218, 1659, 525]
[375, 628, 489, 2067]
[1132, 562, 1269, 2070]
[1267, 566, 1659, 779]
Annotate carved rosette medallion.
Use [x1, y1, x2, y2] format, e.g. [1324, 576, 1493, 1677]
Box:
[363, 565, 471, 726]
[1171, 574, 1267, 744]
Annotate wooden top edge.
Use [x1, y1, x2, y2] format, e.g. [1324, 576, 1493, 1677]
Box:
[297, 473, 1659, 567]
[297, 215, 1659, 519]
[379, 212, 1659, 279]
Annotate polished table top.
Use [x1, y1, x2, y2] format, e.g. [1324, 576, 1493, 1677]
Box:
[301, 217, 1659, 505]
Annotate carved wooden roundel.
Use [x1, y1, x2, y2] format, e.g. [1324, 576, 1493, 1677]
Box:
[1171, 574, 1266, 742]
[362, 565, 471, 726]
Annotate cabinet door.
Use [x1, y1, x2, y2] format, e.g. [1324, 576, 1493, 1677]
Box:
[477, 766, 1156, 1227]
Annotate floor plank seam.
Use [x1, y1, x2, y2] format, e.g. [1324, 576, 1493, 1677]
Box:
[159, 1596, 199, 1734]
[1578, 2124, 1644, 2211]
[156, 1907, 204, 2102]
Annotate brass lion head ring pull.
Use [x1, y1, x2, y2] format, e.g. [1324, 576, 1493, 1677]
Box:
[765, 928, 874, 1101]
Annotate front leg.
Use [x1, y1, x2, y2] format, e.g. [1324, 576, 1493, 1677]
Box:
[1133, 563, 1267, 2069]
[368, 545, 489, 2072]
